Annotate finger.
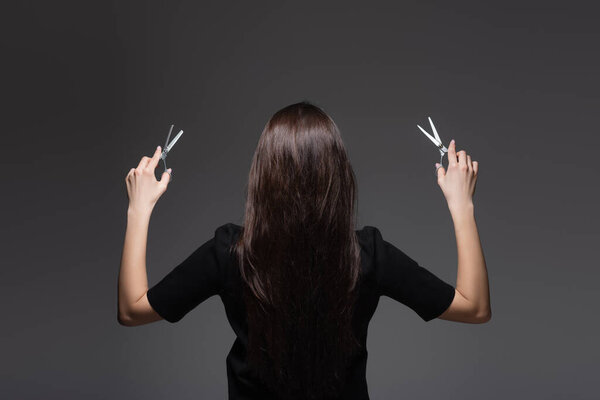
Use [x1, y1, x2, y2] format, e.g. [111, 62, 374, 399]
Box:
[447, 139, 457, 166]
[473, 161, 478, 175]
[159, 168, 172, 186]
[147, 146, 162, 171]
[126, 168, 134, 181]
[137, 156, 151, 170]
[436, 163, 445, 180]
[458, 149, 467, 167]
[467, 154, 472, 172]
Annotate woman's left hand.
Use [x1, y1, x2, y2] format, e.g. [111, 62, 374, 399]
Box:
[125, 146, 172, 214]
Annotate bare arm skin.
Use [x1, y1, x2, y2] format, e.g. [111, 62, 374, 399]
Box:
[438, 205, 491, 323]
[118, 146, 171, 326]
[434, 139, 491, 324]
[117, 208, 163, 326]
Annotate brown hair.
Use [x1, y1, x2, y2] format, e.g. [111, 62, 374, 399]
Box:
[233, 101, 362, 399]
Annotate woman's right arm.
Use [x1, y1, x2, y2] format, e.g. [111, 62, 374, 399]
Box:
[436, 139, 491, 323]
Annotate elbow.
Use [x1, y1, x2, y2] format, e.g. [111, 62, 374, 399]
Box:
[474, 308, 492, 324]
[118, 301, 140, 326]
[118, 311, 135, 327]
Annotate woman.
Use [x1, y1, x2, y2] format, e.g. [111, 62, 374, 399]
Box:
[118, 101, 490, 400]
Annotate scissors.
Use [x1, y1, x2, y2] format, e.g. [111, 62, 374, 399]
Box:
[416, 117, 448, 175]
[159, 124, 184, 180]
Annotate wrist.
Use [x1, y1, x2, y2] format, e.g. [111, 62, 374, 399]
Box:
[449, 202, 474, 220]
[127, 206, 153, 219]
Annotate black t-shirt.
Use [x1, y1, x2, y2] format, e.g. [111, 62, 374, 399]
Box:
[147, 223, 456, 399]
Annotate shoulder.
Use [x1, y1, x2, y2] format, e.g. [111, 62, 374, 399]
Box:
[354, 225, 420, 282]
[214, 222, 243, 240]
[214, 222, 243, 254]
[355, 225, 383, 253]
[212, 223, 243, 287]
[354, 225, 384, 283]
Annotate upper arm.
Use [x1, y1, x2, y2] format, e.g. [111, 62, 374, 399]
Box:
[366, 226, 487, 323]
[119, 223, 236, 327]
[366, 226, 453, 322]
[119, 292, 164, 326]
[437, 288, 491, 323]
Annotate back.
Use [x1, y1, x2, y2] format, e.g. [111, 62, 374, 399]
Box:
[147, 222, 455, 399]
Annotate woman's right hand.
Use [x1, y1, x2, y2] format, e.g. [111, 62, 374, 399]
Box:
[435, 139, 478, 215]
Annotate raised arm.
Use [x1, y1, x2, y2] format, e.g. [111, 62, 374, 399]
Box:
[117, 208, 163, 326]
[118, 146, 172, 326]
[435, 139, 491, 323]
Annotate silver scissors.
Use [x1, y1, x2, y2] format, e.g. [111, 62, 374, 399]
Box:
[417, 117, 448, 175]
[160, 124, 184, 180]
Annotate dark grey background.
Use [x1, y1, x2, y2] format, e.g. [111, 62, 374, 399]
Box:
[2, 0, 598, 398]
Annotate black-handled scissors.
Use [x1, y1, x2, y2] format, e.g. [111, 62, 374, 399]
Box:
[417, 117, 448, 175]
[160, 124, 184, 181]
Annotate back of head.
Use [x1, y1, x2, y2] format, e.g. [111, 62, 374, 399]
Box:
[233, 101, 363, 399]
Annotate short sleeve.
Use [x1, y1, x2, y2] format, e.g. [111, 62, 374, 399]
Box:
[146, 223, 236, 323]
[366, 226, 455, 322]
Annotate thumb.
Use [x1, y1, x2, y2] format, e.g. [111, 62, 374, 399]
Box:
[159, 168, 172, 186]
[435, 163, 445, 181]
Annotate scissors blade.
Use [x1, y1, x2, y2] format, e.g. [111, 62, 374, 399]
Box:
[417, 124, 442, 148]
[165, 129, 183, 153]
[428, 117, 442, 144]
[165, 124, 174, 149]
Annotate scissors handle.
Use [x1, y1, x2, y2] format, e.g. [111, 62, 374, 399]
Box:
[158, 155, 173, 182]
[435, 151, 448, 176]
[160, 124, 181, 182]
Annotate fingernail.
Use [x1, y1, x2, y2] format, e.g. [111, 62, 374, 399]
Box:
[451, 139, 455, 144]
[157, 145, 161, 151]
[168, 168, 172, 173]
[435, 163, 439, 167]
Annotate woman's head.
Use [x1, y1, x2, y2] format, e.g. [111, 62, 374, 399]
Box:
[244, 100, 357, 239]
[233, 101, 362, 399]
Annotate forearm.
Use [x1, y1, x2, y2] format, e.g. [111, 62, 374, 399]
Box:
[118, 207, 152, 321]
[451, 203, 490, 318]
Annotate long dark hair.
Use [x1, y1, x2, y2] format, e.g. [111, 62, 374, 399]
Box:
[232, 101, 363, 399]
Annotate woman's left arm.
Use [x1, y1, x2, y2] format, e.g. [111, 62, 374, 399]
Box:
[118, 146, 172, 326]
